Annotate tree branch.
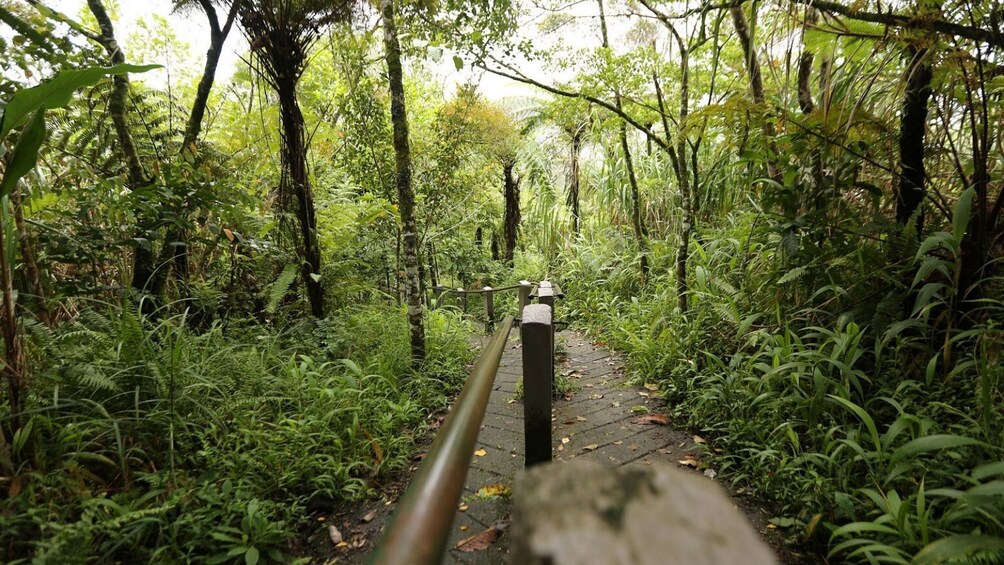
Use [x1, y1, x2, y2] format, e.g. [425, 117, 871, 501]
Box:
[478, 63, 673, 155]
[792, 0, 1004, 49]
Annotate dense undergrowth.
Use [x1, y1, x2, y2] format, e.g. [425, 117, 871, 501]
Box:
[0, 304, 473, 563]
[560, 205, 1004, 563]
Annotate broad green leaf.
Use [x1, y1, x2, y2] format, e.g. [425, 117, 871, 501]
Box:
[1, 64, 160, 140]
[891, 434, 985, 463]
[453, 55, 464, 70]
[952, 188, 975, 244]
[913, 535, 1004, 565]
[972, 461, 1004, 481]
[0, 108, 45, 197]
[829, 395, 880, 452]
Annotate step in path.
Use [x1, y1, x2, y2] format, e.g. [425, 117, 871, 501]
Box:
[442, 330, 700, 564]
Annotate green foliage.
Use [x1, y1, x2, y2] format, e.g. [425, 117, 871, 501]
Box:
[559, 208, 1004, 563]
[1, 304, 473, 562]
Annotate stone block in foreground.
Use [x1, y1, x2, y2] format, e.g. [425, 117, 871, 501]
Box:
[511, 460, 777, 565]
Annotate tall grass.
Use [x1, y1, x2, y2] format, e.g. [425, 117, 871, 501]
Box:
[1, 304, 474, 563]
[556, 207, 1004, 563]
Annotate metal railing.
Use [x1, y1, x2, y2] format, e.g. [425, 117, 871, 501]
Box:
[370, 280, 562, 564]
[369, 316, 514, 564]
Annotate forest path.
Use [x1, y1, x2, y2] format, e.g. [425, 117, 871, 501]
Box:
[440, 330, 700, 564]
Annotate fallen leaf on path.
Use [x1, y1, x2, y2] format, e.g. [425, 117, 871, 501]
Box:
[328, 525, 343, 545]
[632, 414, 669, 426]
[476, 484, 510, 498]
[563, 392, 574, 400]
[576, 416, 587, 422]
[460, 525, 468, 532]
[561, 437, 570, 444]
[628, 444, 639, 450]
[703, 469, 717, 479]
[456, 525, 502, 552]
[678, 457, 699, 468]
[459, 502, 469, 512]
[643, 383, 659, 391]
[613, 441, 624, 445]
[362, 509, 377, 523]
[612, 401, 621, 407]
[336, 541, 349, 549]
[693, 435, 706, 444]
[631, 405, 648, 413]
[589, 393, 604, 400]
[584, 383, 594, 388]
[583, 444, 599, 451]
[507, 398, 516, 404]
[473, 448, 487, 457]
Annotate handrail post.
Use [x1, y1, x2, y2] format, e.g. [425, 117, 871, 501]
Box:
[537, 281, 556, 387]
[522, 304, 553, 467]
[484, 286, 494, 332]
[432, 285, 445, 309]
[457, 288, 467, 314]
[518, 280, 533, 319]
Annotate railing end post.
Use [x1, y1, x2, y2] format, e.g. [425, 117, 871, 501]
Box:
[521, 303, 553, 468]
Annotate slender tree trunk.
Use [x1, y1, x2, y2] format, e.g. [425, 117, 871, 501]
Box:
[86, 7, 150, 296]
[797, 8, 817, 115]
[598, 0, 648, 279]
[503, 159, 521, 266]
[654, 71, 689, 312]
[568, 129, 583, 234]
[153, 0, 241, 303]
[491, 231, 500, 261]
[276, 80, 324, 317]
[10, 187, 50, 326]
[0, 209, 25, 422]
[427, 241, 438, 287]
[87, 0, 156, 308]
[896, 46, 933, 232]
[730, 4, 779, 182]
[382, 0, 425, 362]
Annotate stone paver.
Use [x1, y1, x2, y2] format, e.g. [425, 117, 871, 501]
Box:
[438, 330, 699, 564]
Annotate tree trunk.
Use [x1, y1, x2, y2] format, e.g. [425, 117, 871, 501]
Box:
[427, 241, 438, 287]
[87, 0, 156, 309]
[276, 80, 324, 317]
[153, 0, 241, 304]
[382, 0, 425, 362]
[568, 129, 583, 234]
[0, 207, 25, 422]
[503, 159, 521, 266]
[730, 4, 779, 182]
[10, 187, 50, 325]
[598, 0, 648, 280]
[896, 46, 933, 232]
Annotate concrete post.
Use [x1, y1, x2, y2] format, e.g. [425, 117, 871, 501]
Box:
[521, 304, 553, 467]
[518, 280, 533, 319]
[484, 286, 494, 332]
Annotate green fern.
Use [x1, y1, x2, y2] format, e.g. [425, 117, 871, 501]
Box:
[266, 264, 299, 314]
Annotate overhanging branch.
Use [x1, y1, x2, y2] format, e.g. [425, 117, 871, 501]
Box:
[792, 0, 1003, 49]
[478, 63, 674, 154]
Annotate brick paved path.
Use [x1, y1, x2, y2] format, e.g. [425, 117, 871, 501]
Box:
[442, 330, 697, 564]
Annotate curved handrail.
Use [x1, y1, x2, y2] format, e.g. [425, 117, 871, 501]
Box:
[368, 316, 516, 565]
